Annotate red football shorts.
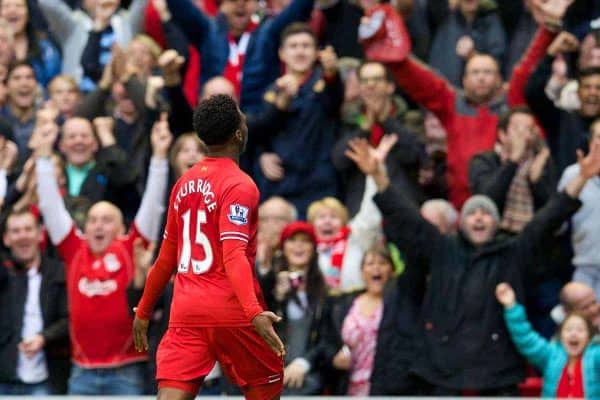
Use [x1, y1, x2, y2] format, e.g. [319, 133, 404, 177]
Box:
[156, 326, 283, 398]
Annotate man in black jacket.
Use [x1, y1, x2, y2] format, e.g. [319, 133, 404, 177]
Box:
[0, 209, 69, 395]
[345, 136, 600, 395]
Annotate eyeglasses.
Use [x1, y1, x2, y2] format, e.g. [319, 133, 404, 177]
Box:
[358, 76, 386, 84]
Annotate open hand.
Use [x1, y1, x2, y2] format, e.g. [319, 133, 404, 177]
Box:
[345, 138, 381, 176]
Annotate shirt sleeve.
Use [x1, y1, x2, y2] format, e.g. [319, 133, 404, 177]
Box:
[219, 179, 263, 321]
[56, 226, 84, 267]
[218, 180, 259, 244]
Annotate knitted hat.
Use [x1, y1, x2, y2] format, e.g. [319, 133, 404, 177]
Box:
[280, 221, 317, 247]
[460, 195, 500, 224]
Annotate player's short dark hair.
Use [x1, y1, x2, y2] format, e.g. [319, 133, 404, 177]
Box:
[192, 94, 241, 146]
[280, 23, 316, 48]
[497, 106, 532, 132]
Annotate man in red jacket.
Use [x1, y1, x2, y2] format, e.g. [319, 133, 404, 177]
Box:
[387, 1, 573, 208]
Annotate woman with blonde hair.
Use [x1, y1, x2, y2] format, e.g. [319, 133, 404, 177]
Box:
[307, 135, 401, 292]
[307, 176, 381, 292]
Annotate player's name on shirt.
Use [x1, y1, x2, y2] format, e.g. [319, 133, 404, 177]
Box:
[174, 177, 217, 212]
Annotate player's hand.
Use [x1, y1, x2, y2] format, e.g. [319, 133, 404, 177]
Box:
[252, 311, 285, 357]
[132, 314, 150, 352]
[495, 283, 516, 309]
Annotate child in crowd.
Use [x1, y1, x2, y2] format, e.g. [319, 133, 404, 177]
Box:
[496, 282, 600, 398]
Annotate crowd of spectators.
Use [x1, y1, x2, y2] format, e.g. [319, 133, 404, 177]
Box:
[1, 0, 600, 397]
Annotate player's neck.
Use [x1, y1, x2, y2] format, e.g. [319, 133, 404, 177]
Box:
[207, 146, 239, 164]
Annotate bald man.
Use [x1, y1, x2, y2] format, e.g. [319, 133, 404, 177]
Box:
[555, 282, 600, 328]
[200, 77, 236, 101]
[33, 117, 171, 395]
[257, 196, 297, 274]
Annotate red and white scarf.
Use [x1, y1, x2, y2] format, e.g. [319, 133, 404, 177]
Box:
[222, 21, 258, 97]
[317, 226, 351, 289]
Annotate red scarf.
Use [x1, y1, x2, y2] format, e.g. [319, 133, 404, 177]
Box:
[557, 357, 584, 398]
[317, 226, 351, 288]
[370, 124, 384, 146]
[222, 21, 258, 97]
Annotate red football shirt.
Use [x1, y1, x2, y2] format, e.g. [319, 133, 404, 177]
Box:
[163, 157, 264, 327]
[57, 224, 148, 367]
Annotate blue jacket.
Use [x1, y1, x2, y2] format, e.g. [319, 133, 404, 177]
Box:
[255, 69, 343, 216]
[504, 304, 600, 398]
[166, 0, 314, 113]
[31, 38, 62, 87]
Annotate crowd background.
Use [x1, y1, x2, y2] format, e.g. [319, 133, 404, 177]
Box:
[1, 0, 600, 396]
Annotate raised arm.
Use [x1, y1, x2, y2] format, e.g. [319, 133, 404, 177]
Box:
[345, 137, 444, 268]
[266, 0, 314, 40]
[516, 142, 600, 260]
[166, 0, 213, 46]
[388, 57, 455, 125]
[496, 283, 553, 370]
[33, 126, 73, 245]
[38, 0, 77, 42]
[126, 0, 150, 34]
[507, 26, 557, 107]
[134, 115, 171, 242]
